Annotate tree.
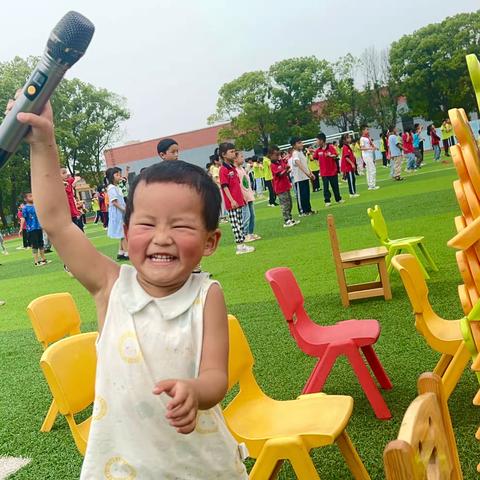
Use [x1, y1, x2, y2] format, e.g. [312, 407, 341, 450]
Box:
[208, 71, 274, 151]
[0, 57, 37, 228]
[52, 79, 130, 186]
[390, 11, 480, 123]
[322, 54, 364, 132]
[269, 57, 332, 142]
[361, 47, 398, 131]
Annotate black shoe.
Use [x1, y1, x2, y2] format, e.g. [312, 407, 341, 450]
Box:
[44, 249, 52, 253]
[117, 254, 129, 261]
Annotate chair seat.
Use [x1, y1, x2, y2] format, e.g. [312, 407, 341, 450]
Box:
[387, 236, 424, 246]
[298, 319, 381, 349]
[225, 393, 353, 453]
[419, 317, 463, 346]
[340, 246, 388, 263]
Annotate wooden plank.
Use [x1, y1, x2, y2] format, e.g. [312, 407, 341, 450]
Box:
[341, 246, 388, 263]
[347, 281, 383, 292]
[348, 288, 385, 300]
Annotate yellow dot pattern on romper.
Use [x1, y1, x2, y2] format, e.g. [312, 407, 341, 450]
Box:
[92, 396, 107, 421]
[118, 332, 142, 364]
[104, 456, 137, 480]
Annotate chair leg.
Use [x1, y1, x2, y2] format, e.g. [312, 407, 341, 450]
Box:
[417, 242, 438, 271]
[40, 399, 59, 433]
[249, 437, 320, 480]
[405, 244, 430, 279]
[441, 342, 471, 399]
[433, 353, 452, 378]
[361, 345, 393, 390]
[385, 247, 400, 276]
[345, 343, 391, 419]
[377, 259, 392, 300]
[302, 353, 338, 395]
[336, 430, 371, 480]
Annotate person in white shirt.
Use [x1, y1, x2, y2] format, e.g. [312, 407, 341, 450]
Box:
[360, 125, 380, 190]
[290, 136, 315, 215]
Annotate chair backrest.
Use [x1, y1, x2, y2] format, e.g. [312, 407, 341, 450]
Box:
[27, 293, 82, 349]
[391, 254, 429, 314]
[326, 214, 342, 263]
[383, 373, 462, 480]
[467, 54, 480, 111]
[40, 332, 97, 416]
[367, 205, 390, 244]
[227, 315, 256, 391]
[265, 267, 305, 322]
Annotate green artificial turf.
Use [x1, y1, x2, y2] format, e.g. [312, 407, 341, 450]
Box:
[1, 154, 480, 479]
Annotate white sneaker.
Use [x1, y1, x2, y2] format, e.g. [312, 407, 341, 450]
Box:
[236, 244, 255, 255]
[283, 220, 295, 228]
[325, 202, 331, 207]
[244, 234, 255, 243]
[338, 199, 345, 204]
[373, 186, 380, 190]
[293, 219, 300, 225]
[0, 300, 5, 306]
[2, 251, 8, 255]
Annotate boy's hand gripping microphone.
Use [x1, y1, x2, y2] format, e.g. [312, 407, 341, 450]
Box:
[0, 11, 95, 170]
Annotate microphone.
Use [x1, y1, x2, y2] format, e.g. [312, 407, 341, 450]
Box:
[0, 11, 95, 170]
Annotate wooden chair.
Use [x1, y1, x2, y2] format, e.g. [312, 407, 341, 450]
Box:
[383, 372, 462, 480]
[327, 214, 392, 307]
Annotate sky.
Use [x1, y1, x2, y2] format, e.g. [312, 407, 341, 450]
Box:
[0, 0, 476, 144]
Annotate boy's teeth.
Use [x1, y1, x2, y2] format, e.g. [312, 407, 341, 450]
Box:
[150, 254, 174, 261]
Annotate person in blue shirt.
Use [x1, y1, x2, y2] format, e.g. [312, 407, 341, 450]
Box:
[413, 123, 424, 168]
[20, 193, 50, 267]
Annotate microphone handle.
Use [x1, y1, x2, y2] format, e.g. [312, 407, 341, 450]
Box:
[0, 54, 68, 169]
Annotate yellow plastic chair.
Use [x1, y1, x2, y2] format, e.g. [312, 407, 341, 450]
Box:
[26, 293, 82, 432]
[383, 372, 463, 480]
[367, 205, 438, 279]
[40, 332, 97, 455]
[391, 254, 470, 398]
[223, 315, 370, 480]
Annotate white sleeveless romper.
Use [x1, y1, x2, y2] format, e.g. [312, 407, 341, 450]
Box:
[80, 265, 248, 479]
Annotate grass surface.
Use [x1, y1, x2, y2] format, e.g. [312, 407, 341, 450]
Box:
[1, 153, 480, 479]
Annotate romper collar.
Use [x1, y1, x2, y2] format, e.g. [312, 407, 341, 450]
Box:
[118, 265, 209, 320]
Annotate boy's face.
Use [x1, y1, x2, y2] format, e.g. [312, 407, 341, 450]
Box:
[60, 168, 69, 180]
[223, 149, 236, 162]
[294, 141, 303, 151]
[269, 150, 280, 161]
[160, 144, 179, 161]
[25, 193, 33, 204]
[126, 182, 220, 297]
[362, 127, 369, 136]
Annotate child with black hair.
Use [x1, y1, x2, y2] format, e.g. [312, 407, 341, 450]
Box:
[14, 99, 249, 479]
[105, 167, 128, 261]
[290, 136, 315, 215]
[157, 138, 179, 161]
[340, 134, 359, 198]
[218, 143, 255, 255]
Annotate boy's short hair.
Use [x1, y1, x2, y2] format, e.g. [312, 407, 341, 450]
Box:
[290, 136, 302, 146]
[125, 160, 221, 231]
[316, 132, 326, 142]
[156, 138, 178, 155]
[268, 145, 280, 155]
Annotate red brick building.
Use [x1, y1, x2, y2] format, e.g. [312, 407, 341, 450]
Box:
[104, 123, 229, 174]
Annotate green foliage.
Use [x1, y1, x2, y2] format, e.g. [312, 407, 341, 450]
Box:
[0, 57, 130, 227]
[390, 10, 480, 122]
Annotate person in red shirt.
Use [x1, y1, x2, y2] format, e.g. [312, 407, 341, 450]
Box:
[218, 142, 254, 255]
[60, 167, 84, 231]
[402, 129, 416, 171]
[427, 124, 442, 162]
[313, 133, 344, 207]
[340, 133, 359, 198]
[269, 145, 300, 228]
[16, 203, 30, 249]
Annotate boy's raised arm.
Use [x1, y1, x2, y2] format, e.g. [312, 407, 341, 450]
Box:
[16, 101, 118, 296]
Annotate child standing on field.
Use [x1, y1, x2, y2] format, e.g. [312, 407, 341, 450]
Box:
[269, 145, 300, 227]
[105, 167, 129, 261]
[360, 125, 379, 190]
[15, 98, 248, 479]
[340, 133, 359, 198]
[234, 151, 261, 243]
[291, 136, 315, 215]
[218, 143, 255, 255]
[20, 193, 50, 267]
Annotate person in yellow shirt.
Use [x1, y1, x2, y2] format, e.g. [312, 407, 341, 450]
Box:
[252, 158, 265, 198]
[262, 152, 278, 206]
[440, 119, 455, 157]
[306, 146, 320, 192]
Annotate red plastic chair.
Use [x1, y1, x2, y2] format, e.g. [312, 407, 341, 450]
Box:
[266, 267, 393, 420]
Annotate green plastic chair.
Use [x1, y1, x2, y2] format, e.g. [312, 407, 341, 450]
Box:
[467, 54, 480, 111]
[367, 205, 438, 279]
[460, 299, 480, 385]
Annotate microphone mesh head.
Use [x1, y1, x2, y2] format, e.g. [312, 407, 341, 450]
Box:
[47, 11, 95, 67]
